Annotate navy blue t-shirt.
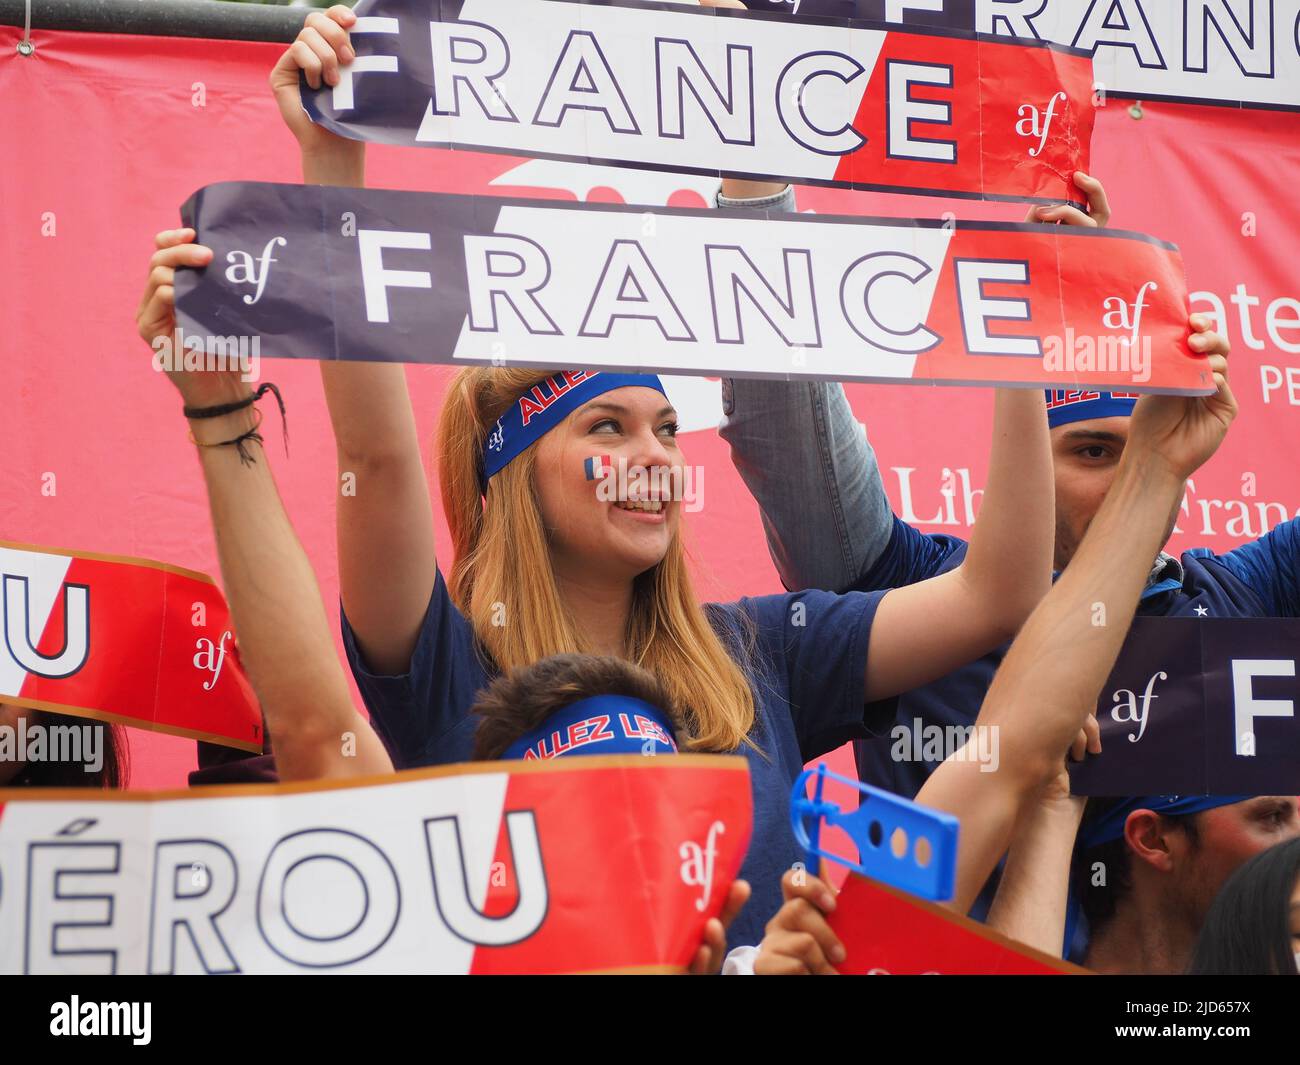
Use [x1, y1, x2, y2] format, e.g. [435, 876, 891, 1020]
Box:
[854, 516, 1300, 799]
[341, 570, 889, 951]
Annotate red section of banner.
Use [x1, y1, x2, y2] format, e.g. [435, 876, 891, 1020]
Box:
[829, 875, 1083, 975]
[838, 34, 1094, 204]
[468, 761, 752, 974]
[2, 28, 1299, 789]
[8, 546, 262, 751]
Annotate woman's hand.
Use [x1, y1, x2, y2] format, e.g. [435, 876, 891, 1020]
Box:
[1024, 171, 1111, 227]
[269, 5, 366, 174]
[688, 879, 751, 974]
[136, 228, 249, 410]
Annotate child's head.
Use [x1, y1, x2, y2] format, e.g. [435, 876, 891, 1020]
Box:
[471, 653, 688, 762]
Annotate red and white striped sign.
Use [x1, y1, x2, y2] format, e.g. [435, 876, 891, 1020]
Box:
[0, 756, 752, 974]
[0, 542, 262, 752]
[302, 0, 1096, 205]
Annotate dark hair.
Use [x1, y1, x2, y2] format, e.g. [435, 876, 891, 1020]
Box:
[7, 711, 129, 789]
[471, 653, 686, 761]
[1188, 837, 1300, 975]
[1076, 798, 1201, 930]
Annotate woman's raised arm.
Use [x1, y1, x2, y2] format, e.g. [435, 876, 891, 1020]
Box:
[272, 6, 439, 676]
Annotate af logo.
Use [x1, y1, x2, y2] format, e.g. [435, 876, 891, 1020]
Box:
[1103, 281, 1158, 348]
[679, 820, 725, 912]
[194, 630, 233, 691]
[225, 237, 287, 306]
[1016, 91, 1068, 158]
[487, 418, 505, 453]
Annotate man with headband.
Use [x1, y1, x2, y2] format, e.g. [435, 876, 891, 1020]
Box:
[1072, 794, 1300, 973]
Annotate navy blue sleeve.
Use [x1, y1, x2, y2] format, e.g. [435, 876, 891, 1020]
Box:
[1212, 517, 1300, 616]
[852, 515, 969, 592]
[739, 588, 890, 761]
[340, 569, 481, 769]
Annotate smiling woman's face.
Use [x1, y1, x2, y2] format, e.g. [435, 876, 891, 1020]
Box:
[0, 702, 37, 785]
[532, 386, 684, 585]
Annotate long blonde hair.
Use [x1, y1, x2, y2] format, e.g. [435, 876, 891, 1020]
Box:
[437, 367, 757, 751]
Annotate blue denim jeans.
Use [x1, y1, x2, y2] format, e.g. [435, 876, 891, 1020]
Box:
[715, 185, 894, 593]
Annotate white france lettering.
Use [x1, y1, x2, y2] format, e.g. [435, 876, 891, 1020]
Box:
[977, 0, 1045, 38]
[1231, 658, 1295, 756]
[331, 16, 400, 111]
[425, 811, 547, 945]
[357, 229, 433, 324]
[840, 252, 941, 354]
[887, 61, 955, 163]
[1184, 0, 1275, 78]
[428, 22, 517, 122]
[954, 259, 1042, 357]
[149, 841, 239, 975]
[533, 30, 639, 133]
[26, 842, 121, 974]
[464, 235, 561, 335]
[655, 39, 754, 145]
[1071, 0, 1165, 69]
[705, 245, 820, 347]
[579, 239, 695, 340]
[885, 1, 945, 23]
[775, 52, 867, 155]
[257, 830, 400, 968]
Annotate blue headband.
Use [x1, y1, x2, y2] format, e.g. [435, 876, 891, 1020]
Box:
[1081, 795, 1251, 850]
[1045, 389, 1139, 429]
[482, 371, 667, 487]
[502, 695, 679, 762]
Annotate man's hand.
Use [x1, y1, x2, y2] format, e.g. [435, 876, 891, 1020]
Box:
[754, 868, 844, 975]
[269, 5, 366, 172]
[1127, 323, 1236, 482]
[688, 880, 751, 974]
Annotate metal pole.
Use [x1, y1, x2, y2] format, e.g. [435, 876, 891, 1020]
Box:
[0, 0, 307, 43]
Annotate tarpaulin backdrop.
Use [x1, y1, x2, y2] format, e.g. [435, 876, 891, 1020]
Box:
[2, 26, 1299, 789]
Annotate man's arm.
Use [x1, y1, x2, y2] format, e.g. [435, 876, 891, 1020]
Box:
[917, 353, 1237, 913]
[715, 177, 899, 593]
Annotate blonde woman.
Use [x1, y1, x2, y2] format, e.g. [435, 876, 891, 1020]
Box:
[138, 7, 1053, 949]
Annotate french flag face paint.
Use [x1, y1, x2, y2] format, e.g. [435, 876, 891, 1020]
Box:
[584, 454, 612, 480]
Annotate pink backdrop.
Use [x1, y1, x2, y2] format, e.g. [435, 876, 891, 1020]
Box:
[3, 27, 1299, 789]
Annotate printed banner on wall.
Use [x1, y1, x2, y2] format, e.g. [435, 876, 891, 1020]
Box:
[828, 874, 1085, 974]
[1070, 617, 1300, 796]
[775, 0, 1300, 112]
[0, 542, 262, 752]
[301, 0, 1096, 206]
[175, 180, 1209, 394]
[0, 756, 752, 974]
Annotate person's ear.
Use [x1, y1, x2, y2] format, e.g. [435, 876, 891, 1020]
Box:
[1124, 810, 1177, 874]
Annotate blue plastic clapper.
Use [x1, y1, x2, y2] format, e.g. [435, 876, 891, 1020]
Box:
[790, 763, 960, 902]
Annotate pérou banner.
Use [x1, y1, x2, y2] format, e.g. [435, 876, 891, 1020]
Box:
[0, 757, 752, 974]
[828, 875, 1084, 974]
[175, 181, 1210, 394]
[783, 0, 1300, 112]
[300, 0, 1096, 205]
[0, 542, 262, 753]
[1071, 618, 1300, 796]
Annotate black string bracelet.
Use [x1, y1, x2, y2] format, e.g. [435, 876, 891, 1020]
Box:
[183, 382, 288, 463]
